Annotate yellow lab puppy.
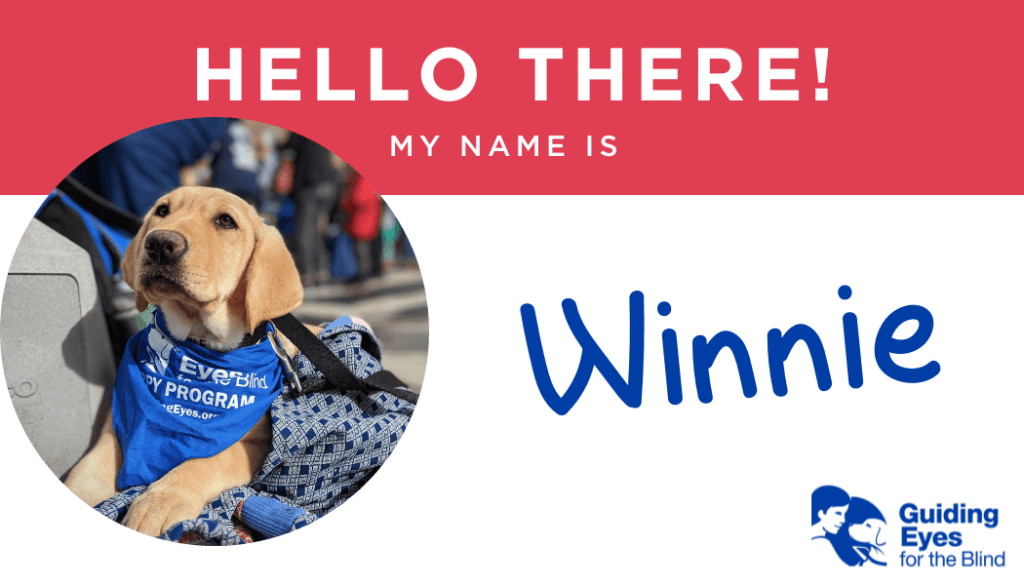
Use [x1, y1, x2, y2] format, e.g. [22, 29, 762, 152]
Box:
[64, 186, 309, 536]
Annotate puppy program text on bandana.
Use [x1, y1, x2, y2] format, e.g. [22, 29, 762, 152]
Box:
[111, 309, 285, 488]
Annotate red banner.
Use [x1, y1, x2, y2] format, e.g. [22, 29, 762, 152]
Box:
[2, 0, 1021, 194]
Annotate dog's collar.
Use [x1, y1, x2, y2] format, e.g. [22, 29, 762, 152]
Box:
[143, 306, 268, 351]
[187, 322, 268, 349]
[239, 322, 269, 348]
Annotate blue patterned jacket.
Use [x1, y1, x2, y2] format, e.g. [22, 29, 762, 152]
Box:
[94, 318, 415, 544]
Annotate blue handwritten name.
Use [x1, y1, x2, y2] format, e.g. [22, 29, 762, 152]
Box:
[520, 286, 940, 415]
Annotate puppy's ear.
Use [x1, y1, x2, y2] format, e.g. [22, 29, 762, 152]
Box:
[121, 214, 153, 313]
[244, 223, 303, 333]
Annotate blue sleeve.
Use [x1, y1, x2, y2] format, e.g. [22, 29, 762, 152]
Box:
[238, 496, 311, 539]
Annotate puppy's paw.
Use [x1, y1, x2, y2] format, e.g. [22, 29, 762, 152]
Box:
[123, 486, 204, 537]
[64, 466, 117, 508]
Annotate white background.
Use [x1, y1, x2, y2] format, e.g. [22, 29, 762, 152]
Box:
[1, 195, 1021, 583]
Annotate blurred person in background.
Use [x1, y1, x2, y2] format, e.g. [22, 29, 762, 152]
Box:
[340, 170, 382, 283]
[283, 133, 349, 287]
[207, 120, 289, 206]
[70, 118, 228, 216]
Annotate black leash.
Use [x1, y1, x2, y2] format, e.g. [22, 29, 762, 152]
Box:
[270, 313, 419, 406]
[58, 176, 144, 235]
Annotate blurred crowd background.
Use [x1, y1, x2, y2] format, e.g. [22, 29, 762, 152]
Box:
[46, 118, 426, 390]
[69, 118, 416, 286]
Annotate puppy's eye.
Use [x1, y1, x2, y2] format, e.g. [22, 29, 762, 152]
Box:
[154, 204, 170, 217]
[215, 214, 237, 229]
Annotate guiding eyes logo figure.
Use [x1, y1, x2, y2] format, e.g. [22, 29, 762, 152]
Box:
[142, 326, 175, 376]
[812, 485, 888, 567]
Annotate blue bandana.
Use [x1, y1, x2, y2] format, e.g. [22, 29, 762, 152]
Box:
[112, 309, 285, 489]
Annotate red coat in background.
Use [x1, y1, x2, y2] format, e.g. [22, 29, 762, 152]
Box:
[341, 173, 382, 241]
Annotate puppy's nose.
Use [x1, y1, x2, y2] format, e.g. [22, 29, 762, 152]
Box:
[144, 230, 188, 263]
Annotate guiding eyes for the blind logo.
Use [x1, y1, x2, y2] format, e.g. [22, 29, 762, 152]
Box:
[812, 485, 888, 567]
[143, 327, 174, 376]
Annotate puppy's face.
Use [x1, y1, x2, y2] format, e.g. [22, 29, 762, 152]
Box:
[122, 187, 302, 348]
[131, 187, 255, 307]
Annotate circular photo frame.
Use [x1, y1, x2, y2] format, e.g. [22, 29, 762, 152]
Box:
[1, 117, 426, 544]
